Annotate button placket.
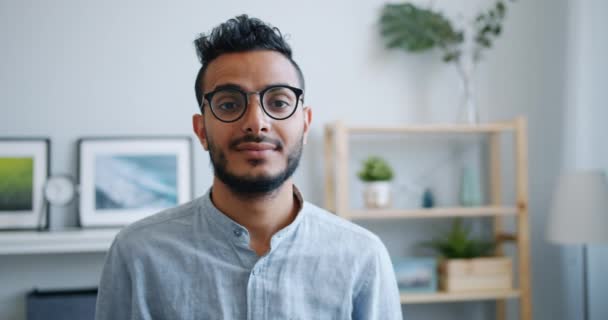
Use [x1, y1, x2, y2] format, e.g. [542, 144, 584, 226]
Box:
[251, 253, 268, 277]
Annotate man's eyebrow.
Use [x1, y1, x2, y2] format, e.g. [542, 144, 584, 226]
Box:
[212, 83, 245, 92]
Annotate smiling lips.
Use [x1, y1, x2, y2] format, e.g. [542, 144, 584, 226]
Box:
[235, 142, 277, 158]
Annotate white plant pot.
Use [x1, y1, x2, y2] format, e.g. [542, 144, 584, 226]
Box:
[363, 181, 392, 209]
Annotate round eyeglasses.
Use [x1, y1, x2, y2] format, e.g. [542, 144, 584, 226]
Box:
[200, 84, 304, 123]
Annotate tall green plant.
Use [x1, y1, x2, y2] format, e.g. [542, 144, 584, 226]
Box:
[380, 1, 513, 63]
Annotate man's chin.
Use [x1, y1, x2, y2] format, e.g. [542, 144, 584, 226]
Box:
[219, 174, 286, 196]
[235, 168, 280, 179]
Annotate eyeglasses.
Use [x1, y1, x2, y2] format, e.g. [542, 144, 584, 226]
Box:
[200, 84, 304, 123]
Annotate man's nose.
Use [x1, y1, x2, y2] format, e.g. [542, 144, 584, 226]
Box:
[240, 94, 270, 134]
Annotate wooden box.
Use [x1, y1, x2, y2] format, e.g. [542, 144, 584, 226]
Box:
[439, 257, 512, 292]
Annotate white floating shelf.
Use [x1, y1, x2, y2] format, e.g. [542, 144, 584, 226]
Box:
[344, 122, 516, 134]
[346, 206, 518, 220]
[400, 289, 520, 304]
[0, 228, 121, 255]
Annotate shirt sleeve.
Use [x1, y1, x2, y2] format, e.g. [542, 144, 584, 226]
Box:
[352, 239, 403, 320]
[95, 238, 132, 320]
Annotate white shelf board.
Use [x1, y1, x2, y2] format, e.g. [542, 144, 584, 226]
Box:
[346, 206, 518, 220]
[400, 289, 520, 304]
[0, 228, 121, 255]
[343, 121, 517, 134]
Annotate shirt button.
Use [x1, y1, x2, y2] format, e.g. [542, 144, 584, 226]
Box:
[233, 229, 243, 237]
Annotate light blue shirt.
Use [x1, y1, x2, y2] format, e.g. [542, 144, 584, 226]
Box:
[95, 187, 403, 319]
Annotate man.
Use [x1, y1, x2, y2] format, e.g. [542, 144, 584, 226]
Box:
[96, 15, 402, 320]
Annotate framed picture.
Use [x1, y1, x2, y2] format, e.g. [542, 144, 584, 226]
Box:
[392, 257, 438, 293]
[0, 138, 50, 230]
[78, 137, 193, 227]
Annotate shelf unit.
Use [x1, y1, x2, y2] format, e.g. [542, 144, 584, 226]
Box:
[0, 228, 120, 255]
[324, 117, 531, 320]
[347, 206, 518, 220]
[400, 289, 520, 304]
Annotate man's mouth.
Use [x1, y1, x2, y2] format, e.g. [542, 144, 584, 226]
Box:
[235, 142, 277, 151]
[234, 142, 278, 159]
[229, 134, 283, 157]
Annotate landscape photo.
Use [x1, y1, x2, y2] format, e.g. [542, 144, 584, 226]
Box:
[393, 258, 437, 293]
[94, 154, 178, 211]
[0, 157, 34, 212]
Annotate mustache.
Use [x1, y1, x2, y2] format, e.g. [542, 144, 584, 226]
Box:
[229, 134, 283, 150]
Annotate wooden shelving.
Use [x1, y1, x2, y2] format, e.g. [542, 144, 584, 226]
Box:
[347, 122, 516, 134]
[0, 228, 120, 255]
[400, 289, 520, 304]
[324, 117, 532, 320]
[347, 206, 518, 220]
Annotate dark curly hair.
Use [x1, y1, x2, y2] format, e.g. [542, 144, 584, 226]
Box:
[193, 15, 305, 107]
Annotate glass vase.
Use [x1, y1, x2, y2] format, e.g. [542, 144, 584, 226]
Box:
[455, 50, 479, 124]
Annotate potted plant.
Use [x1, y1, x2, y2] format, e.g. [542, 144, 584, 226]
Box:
[421, 219, 512, 292]
[357, 156, 394, 209]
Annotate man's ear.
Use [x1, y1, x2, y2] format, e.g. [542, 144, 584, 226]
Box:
[302, 106, 312, 145]
[192, 114, 209, 150]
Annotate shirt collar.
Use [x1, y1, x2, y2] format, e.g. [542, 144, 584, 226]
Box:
[200, 185, 307, 249]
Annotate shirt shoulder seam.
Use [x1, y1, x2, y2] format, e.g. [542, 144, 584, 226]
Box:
[304, 202, 380, 242]
[118, 201, 200, 237]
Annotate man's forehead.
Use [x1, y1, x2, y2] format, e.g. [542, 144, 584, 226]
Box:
[203, 50, 299, 92]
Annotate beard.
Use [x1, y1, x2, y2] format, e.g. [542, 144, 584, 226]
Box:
[206, 132, 303, 197]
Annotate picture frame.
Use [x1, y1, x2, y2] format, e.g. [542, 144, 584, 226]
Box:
[0, 138, 50, 230]
[77, 137, 193, 228]
[392, 257, 438, 293]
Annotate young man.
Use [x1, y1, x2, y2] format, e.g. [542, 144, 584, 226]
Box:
[96, 15, 402, 320]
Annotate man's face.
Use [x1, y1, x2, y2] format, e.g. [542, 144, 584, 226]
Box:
[193, 50, 312, 196]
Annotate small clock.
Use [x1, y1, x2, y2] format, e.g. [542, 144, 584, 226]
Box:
[43, 175, 77, 206]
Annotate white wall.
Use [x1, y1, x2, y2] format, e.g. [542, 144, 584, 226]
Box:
[0, 0, 579, 319]
[564, 1, 608, 319]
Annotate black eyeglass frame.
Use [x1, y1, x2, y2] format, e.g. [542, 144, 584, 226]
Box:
[200, 84, 304, 123]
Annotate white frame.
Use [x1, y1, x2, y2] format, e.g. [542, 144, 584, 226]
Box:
[0, 139, 49, 230]
[78, 137, 192, 227]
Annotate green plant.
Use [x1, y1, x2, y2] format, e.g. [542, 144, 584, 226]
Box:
[357, 156, 394, 182]
[420, 219, 495, 259]
[379, 1, 513, 63]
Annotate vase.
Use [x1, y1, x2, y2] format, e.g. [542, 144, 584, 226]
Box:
[363, 181, 392, 209]
[459, 166, 482, 207]
[456, 57, 479, 124]
[422, 188, 435, 208]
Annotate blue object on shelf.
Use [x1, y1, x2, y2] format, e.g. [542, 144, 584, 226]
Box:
[460, 166, 482, 206]
[392, 257, 438, 293]
[422, 188, 435, 208]
[26, 288, 97, 320]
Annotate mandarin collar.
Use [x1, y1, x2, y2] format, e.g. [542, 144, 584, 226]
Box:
[200, 185, 307, 250]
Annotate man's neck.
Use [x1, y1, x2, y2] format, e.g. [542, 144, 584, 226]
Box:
[210, 177, 298, 255]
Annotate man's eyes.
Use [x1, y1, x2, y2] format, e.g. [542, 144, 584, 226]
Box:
[217, 101, 243, 112]
[267, 99, 291, 108]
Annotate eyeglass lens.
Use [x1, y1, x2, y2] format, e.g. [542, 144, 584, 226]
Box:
[209, 86, 298, 121]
